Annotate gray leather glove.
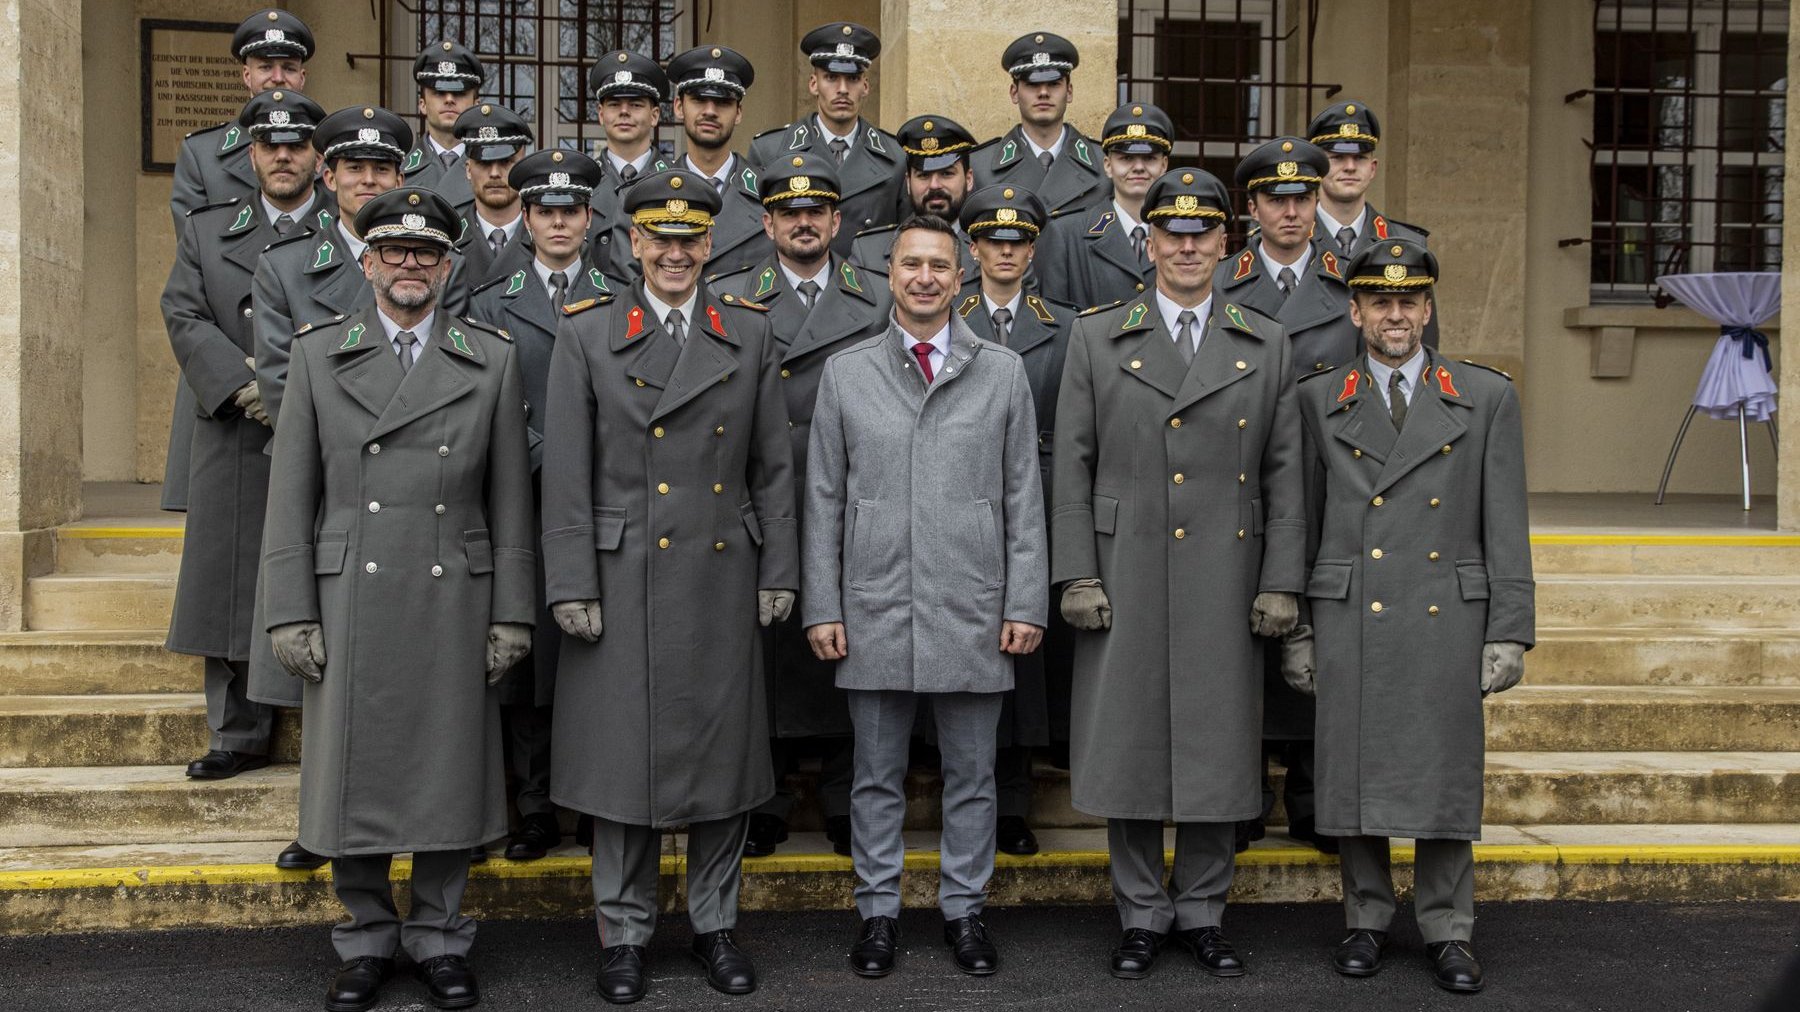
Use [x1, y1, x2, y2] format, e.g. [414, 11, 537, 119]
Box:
[1060, 578, 1112, 631]
[1249, 591, 1300, 638]
[485, 622, 533, 684]
[234, 357, 269, 426]
[552, 599, 602, 642]
[270, 621, 325, 682]
[1280, 624, 1316, 696]
[1481, 641, 1527, 696]
[758, 589, 796, 627]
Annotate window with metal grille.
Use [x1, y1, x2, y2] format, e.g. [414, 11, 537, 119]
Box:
[1587, 0, 1787, 301]
[352, 0, 687, 158]
[1116, 0, 1339, 242]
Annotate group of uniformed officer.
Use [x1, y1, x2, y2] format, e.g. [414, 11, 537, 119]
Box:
[160, 9, 1533, 1010]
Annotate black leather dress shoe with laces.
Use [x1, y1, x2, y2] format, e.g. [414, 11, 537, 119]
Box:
[597, 944, 646, 1004]
[276, 839, 328, 871]
[185, 749, 270, 780]
[1428, 940, 1485, 993]
[325, 955, 392, 1012]
[943, 914, 998, 975]
[1332, 928, 1386, 977]
[690, 929, 756, 994]
[743, 813, 788, 857]
[1109, 927, 1164, 979]
[504, 813, 560, 861]
[1174, 926, 1246, 977]
[849, 916, 899, 977]
[414, 954, 479, 1009]
[995, 815, 1039, 856]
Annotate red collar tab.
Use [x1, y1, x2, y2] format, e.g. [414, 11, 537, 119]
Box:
[625, 305, 644, 340]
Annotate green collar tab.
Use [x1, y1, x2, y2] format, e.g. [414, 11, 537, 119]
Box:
[504, 271, 526, 296]
[228, 205, 254, 233]
[1121, 302, 1148, 330]
[219, 125, 244, 153]
[998, 139, 1018, 167]
[448, 326, 474, 357]
[1225, 303, 1252, 333]
[754, 267, 776, 299]
[1073, 137, 1092, 167]
[312, 240, 335, 270]
[588, 268, 610, 293]
[403, 148, 424, 173]
[841, 262, 863, 293]
[340, 322, 366, 350]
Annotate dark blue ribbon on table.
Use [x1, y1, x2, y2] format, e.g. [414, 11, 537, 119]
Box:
[1724, 325, 1772, 372]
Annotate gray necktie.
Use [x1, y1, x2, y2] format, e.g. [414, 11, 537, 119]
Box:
[1388, 369, 1409, 431]
[666, 308, 686, 345]
[548, 270, 569, 305]
[1277, 266, 1298, 298]
[1337, 226, 1357, 253]
[797, 279, 821, 311]
[712, 176, 726, 196]
[489, 228, 506, 255]
[1038, 150, 1054, 171]
[1175, 310, 1197, 364]
[273, 213, 295, 236]
[992, 307, 1013, 346]
[619, 163, 638, 183]
[1130, 224, 1147, 263]
[829, 138, 849, 165]
[395, 330, 418, 374]
[439, 149, 457, 168]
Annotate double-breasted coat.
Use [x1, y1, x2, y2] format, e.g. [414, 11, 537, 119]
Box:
[258, 306, 536, 856]
[163, 193, 322, 659]
[1297, 350, 1534, 840]
[1215, 237, 1362, 379]
[1032, 206, 1154, 311]
[468, 259, 616, 707]
[801, 320, 1049, 694]
[711, 256, 889, 737]
[541, 282, 799, 827]
[748, 117, 905, 257]
[970, 125, 1109, 218]
[1052, 297, 1305, 821]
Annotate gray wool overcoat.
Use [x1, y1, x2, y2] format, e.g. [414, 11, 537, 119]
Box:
[1297, 349, 1534, 840]
[801, 319, 1049, 694]
[258, 306, 536, 856]
[541, 282, 799, 828]
[1052, 296, 1305, 822]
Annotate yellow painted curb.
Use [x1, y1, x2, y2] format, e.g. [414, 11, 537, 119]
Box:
[1530, 533, 1800, 547]
[59, 526, 185, 540]
[5, 845, 1796, 893]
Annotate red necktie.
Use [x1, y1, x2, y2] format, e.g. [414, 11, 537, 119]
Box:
[911, 342, 935, 383]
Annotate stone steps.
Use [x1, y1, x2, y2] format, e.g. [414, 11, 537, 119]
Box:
[0, 695, 301, 767]
[0, 632, 198, 695]
[2, 824, 1794, 934]
[8, 753, 1795, 848]
[1536, 574, 1800, 630]
[52, 524, 184, 575]
[1527, 627, 1800, 686]
[23, 574, 177, 632]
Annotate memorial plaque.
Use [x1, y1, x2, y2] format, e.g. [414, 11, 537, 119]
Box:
[141, 20, 242, 173]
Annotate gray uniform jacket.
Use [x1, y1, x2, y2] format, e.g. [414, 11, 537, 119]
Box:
[258, 307, 535, 856]
[848, 223, 976, 284]
[402, 142, 473, 206]
[971, 124, 1108, 218]
[541, 282, 799, 827]
[1316, 205, 1441, 348]
[1297, 350, 1534, 840]
[749, 117, 904, 257]
[455, 211, 534, 289]
[1052, 296, 1305, 821]
[162, 193, 321, 659]
[802, 319, 1049, 695]
[697, 154, 773, 279]
[1215, 238, 1362, 378]
[712, 256, 889, 737]
[1032, 205, 1154, 311]
[584, 148, 674, 281]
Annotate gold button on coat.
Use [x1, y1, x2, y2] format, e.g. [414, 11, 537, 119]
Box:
[1170, 418, 1181, 428]
[1236, 529, 1245, 539]
[1371, 496, 1384, 506]
[431, 565, 443, 577]
[657, 483, 669, 494]
[368, 443, 380, 454]
[1370, 601, 1383, 613]
[658, 537, 670, 549]
[1428, 605, 1440, 616]
[1442, 444, 1453, 454]
[1429, 551, 1440, 561]
[714, 542, 726, 551]
[1430, 498, 1441, 507]
[635, 378, 646, 387]
[1371, 548, 1383, 559]
[435, 504, 445, 514]
[713, 483, 724, 494]
[653, 426, 665, 438]
[1130, 360, 1142, 370]
[438, 446, 449, 456]
[780, 369, 791, 378]
[1172, 473, 1184, 484]
[1174, 528, 1186, 539]
[1235, 360, 1247, 370]
[1238, 418, 1247, 429]
[1353, 448, 1362, 458]
[715, 426, 725, 435]
[1238, 473, 1246, 483]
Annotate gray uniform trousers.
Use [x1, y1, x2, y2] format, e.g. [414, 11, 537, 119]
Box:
[1107, 819, 1238, 932]
[1338, 835, 1476, 943]
[591, 815, 749, 947]
[204, 657, 272, 753]
[849, 689, 1002, 920]
[330, 850, 474, 961]
[502, 704, 554, 818]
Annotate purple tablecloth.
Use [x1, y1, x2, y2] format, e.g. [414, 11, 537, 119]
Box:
[1657, 272, 1779, 422]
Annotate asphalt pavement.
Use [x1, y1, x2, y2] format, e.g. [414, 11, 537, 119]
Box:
[1, 901, 1795, 1011]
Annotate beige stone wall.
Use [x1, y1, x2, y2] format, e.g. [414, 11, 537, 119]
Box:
[84, 0, 139, 481]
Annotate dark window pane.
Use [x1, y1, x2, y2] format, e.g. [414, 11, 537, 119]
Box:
[1721, 31, 1788, 151]
[1594, 30, 1694, 149]
[1155, 18, 1261, 144]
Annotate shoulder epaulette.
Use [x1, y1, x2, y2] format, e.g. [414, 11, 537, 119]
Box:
[562, 296, 613, 315]
[1079, 300, 1124, 318]
[294, 314, 348, 337]
[1297, 363, 1343, 382]
[1233, 301, 1279, 323]
[186, 198, 241, 218]
[457, 316, 512, 342]
[751, 124, 788, 140]
[1049, 204, 1086, 220]
[1459, 359, 1512, 381]
[718, 293, 769, 312]
[468, 272, 512, 297]
[261, 230, 315, 255]
[854, 223, 898, 238]
[971, 136, 1002, 153]
[705, 263, 758, 285]
[183, 122, 228, 140]
[1390, 217, 1430, 239]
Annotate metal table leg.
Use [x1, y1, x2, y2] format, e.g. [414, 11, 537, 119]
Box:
[1655, 405, 1700, 506]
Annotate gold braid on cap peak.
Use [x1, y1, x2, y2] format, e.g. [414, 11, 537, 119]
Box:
[901, 138, 974, 157]
[1244, 170, 1323, 189]
[631, 203, 716, 230]
[1100, 130, 1172, 152]
[967, 216, 1042, 237]
[1347, 272, 1435, 289]
[1144, 203, 1226, 223]
[761, 183, 842, 206]
[1309, 126, 1379, 148]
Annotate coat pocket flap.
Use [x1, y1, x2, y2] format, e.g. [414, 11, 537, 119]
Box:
[1306, 560, 1353, 600]
[312, 532, 348, 575]
[1092, 494, 1119, 535]
[593, 507, 626, 551]
[739, 501, 764, 547]
[464, 528, 494, 574]
[1456, 561, 1490, 600]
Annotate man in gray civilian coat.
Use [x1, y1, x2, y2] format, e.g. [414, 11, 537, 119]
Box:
[259, 188, 535, 1012]
[1052, 168, 1305, 980]
[803, 214, 1048, 980]
[1288, 240, 1532, 994]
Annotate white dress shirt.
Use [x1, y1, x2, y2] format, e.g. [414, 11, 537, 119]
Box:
[1154, 290, 1213, 356]
[897, 318, 951, 382]
[983, 290, 1023, 321]
[427, 136, 466, 162]
[1024, 126, 1068, 161]
[1318, 205, 1365, 244]
[475, 211, 523, 250]
[683, 154, 736, 194]
[1368, 347, 1427, 410]
[814, 114, 859, 149]
[640, 286, 700, 339]
[1258, 238, 1313, 284]
[1113, 200, 1146, 241]
[781, 259, 830, 295]
[533, 258, 579, 301]
[337, 222, 368, 264]
[262, 192, 316, 229]
[377, 308, 435, 368]
[606, 149, 657, 178]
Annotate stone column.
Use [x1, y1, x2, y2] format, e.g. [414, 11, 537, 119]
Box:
[878, 0, 1118, 139]
[0, 0, 86, 629]
[1779, 0, 1800, 529]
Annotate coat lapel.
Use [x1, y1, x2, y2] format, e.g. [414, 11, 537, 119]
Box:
[1327, 364, 1397, 462]
[834, 119, 899, 199]
[326, 307, 405, 420]
[1371, 351, 1473, 495]
[1112, 300, 1184, 401]
[368, 314, 481, 441]
[1171, 307, 1261, 414]
[786, 259, 878, 362]
[1091, 214, 1145, 280]
[650, 288, 740, 422]
[1037, 126, 1101, 212]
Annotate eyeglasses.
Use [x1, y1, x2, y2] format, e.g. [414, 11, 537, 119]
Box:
[374, 245, 445, 267]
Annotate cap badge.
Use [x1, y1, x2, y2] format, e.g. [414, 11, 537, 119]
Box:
[362, 108, 375, 119]
[264, 28, 286, 42]
[616, 52, 629, 62]
[1383, 264, 1408, 282]
[407, 193, 421, 205]
[478, 126, 498, 140]
[1181, 172, 1194, 184]
[666, 199, 689, 216]
[1034, 34, 1045, 43]
[1280, 140, 1294, 152]
[922, 120, 934, 131]
[1032, 52, 1050, 65]
[1341, 124, 1359, 136]
[996, 208, 1018, 222]
[480, 104, 492, 115]
[1277, 161, 1298, 178]
[442, 41, 454, 51]
[791, 175, 811, 191]
[438, 61, 456, 75]
[711, 48, 722, 58]
[1391, 244, 1404, 255]
[835, 42, 854, 57]
[402, 213, 426, 230]
[842, 25, 854, 34]
[791, 156, 805, 167]
[268, 110, 290, 126]
[669, 176, 684, 189]
[551, 151, 564, 162]
[267, 11, 279, 20]
[1345, 104, 1357, 114]
[1174, 195, 1199, 212]
[705, 67, 725, 81]
[357, 128, 380, 143]
[921, 137, 939, 151]
[613, 70, 633, 85]
[549, 171, 571, 186]
[1126, 124, 1146, 137]
[1132, 105, 1143, 116]
[1002, 188, 1014, 198]
[271, 91, 284, 101]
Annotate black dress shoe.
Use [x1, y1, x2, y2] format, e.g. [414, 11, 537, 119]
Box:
[1427, 940, 1485, 993]
[996, 815, 1039, 856]
[825, 815, 852, 857]
[943, 914, 998, 976]
[597, 944, 647, 1004]
[1110, 927, 1164, 979]
[690, 929, 756, 995]
[326, 955, 392, 1012]
[1332, 928, 1386, 977]
[849, 915, 899, 977]
[185, 749, 270, 780]
[505, 813, 560, 861]
[1289, 817, 1340, 855]
[1234, 819, 1266, 854]
[276, 840, 328, 871]
[1174, 926, 1246, 977]
[468, 845, 488, 864]
[743, 813, 788, 858]
[415, 954, 479, 1009]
